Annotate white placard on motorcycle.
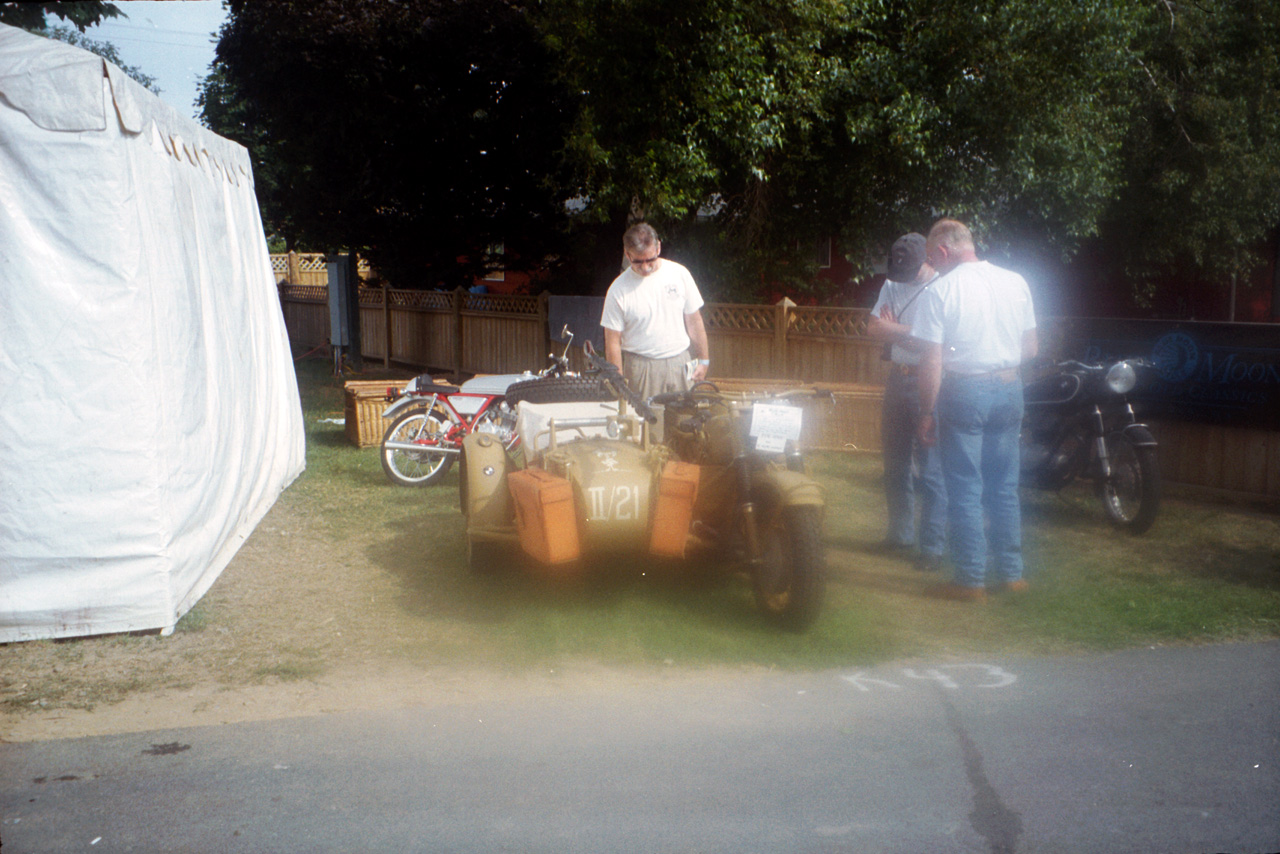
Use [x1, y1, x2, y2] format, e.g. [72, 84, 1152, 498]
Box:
[749, 403, 803, 453]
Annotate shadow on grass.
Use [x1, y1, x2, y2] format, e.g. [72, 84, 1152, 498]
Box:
[1020, 485, 1108, 531]
[365, 508, 763, 629]
[1188, 543, 1280, 589]
[359, 500, 907, 669]
[308, 428, 355, 449]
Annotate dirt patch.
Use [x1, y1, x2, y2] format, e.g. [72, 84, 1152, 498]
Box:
[0, 497, 481, 742]
[0, 493, 758, 743]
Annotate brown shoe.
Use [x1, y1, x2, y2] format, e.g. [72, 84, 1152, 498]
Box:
[998, 579, 1030, 593]
[926, 582, 987, 602]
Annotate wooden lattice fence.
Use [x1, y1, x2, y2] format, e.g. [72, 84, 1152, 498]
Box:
[274, 274, 1280, 500]
[276, 280, 885, 386]
[272, 252, 373, 287]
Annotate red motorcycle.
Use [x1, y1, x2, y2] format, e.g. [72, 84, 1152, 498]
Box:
[380, 374, 525, 486]
[379, 327, 596, 486]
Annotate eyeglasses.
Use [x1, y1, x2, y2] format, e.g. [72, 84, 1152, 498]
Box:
[629, 253, 659, 266]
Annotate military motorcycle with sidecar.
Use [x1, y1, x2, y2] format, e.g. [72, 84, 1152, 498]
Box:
[458, 340, 827, 630]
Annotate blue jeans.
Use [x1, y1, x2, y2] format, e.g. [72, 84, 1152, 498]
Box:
[881, 371, 947, 555]
[937, 374, 1025, 587]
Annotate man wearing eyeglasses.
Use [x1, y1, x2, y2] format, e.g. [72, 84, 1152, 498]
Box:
[601, 222, 710, 400]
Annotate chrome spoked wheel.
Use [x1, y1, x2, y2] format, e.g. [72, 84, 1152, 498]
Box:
[1098, 435, 1160, 534]
[380, 409, 454, 486]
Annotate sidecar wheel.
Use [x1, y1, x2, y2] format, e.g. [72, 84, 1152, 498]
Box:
[505, 376, 613, 406]
[1097, 435, 1160, 534]
[381, 409, 454, 486]
[752, 505, 825, 631]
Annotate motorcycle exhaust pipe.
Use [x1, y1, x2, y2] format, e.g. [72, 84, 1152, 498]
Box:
[382, 442, 461, 455]
[741, 501, 762, 561]
[734, 455, 763, 561]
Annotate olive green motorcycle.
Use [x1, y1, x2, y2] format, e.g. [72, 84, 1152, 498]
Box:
[459, 339, 827, 629]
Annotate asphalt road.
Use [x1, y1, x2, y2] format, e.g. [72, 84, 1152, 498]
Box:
[3, 642, 1278, 853]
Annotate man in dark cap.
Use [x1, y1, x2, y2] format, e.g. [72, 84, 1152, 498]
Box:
[867, 232, 947, 570]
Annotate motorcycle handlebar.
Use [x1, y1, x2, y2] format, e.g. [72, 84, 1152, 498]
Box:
[581, 340, 658, 423]
[1051, 357, 1151, 373]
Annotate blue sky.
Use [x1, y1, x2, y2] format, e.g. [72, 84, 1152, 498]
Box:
[81, 1, 229, 122]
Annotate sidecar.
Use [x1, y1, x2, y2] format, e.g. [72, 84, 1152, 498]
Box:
[459, 397, 694, 573]
[458, 378, 826, 629]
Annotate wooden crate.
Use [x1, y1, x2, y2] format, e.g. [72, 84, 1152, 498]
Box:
[343, 380, 407, 448]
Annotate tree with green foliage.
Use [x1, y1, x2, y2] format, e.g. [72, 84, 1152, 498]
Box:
[202, 0, 1279, 308]
[535, 0, 1150, 300]
[0, 1, 121, 32]
[209, 0, 576, 288]
[1090, 0, 1280, 311]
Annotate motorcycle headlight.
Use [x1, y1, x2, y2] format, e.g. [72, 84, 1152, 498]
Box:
[1104, 360, 1137, 395]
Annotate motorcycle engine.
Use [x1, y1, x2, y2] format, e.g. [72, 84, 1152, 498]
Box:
[477, 401, 518, 443]
[1021, 415, 1088, 490]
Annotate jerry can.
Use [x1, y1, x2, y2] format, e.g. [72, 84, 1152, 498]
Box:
[508, 467, 581, 564]
[649, 460, 700, 558]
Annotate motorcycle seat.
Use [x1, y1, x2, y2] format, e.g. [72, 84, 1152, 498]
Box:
[414, 375, 461, 395]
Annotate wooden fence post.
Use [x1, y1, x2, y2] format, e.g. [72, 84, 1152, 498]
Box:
[537, 290, 550, 362]
[286, 250, 299, 286]
[452, 286, 466, 383]
[382, 281, 391, 369]
[775, 297, 794, 378]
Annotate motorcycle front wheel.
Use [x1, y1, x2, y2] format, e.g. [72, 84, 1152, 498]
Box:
[1097, 434, 1160, 534]
[752, 505, 825, 631]
[380, 408, 454, 486]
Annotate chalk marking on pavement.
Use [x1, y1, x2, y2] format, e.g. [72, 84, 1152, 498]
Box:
[840, 664, 1018, 692]
[841, 673, 904, 692]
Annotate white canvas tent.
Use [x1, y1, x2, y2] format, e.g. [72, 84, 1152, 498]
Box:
[0, 24, 306, 642]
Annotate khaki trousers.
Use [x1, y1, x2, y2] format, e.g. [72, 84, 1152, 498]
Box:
[621, 350, 691, 401]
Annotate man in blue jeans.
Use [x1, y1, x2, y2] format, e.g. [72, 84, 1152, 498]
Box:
[912, 219, 1038, 600]
[868, 233, 947, 570]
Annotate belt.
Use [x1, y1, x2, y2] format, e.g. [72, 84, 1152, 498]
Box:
[890, 363, 920, 377]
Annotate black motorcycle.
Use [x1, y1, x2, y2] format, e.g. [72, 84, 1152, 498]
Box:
[1021, 358, 1160, 533]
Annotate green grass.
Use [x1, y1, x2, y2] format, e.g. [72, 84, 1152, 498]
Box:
[174, 601, 209, 633]
[288, 357, 1280, 669]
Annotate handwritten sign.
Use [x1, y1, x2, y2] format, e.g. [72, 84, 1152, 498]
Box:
[749, 403, 803, 453]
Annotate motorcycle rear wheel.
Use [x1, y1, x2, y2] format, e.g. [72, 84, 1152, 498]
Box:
[381, 409, 454, 486]
[1097, 434, 1160, 534]
[752, 505, 825, 631]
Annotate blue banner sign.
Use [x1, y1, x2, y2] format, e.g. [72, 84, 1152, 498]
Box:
[1054, 319, 1280, 429]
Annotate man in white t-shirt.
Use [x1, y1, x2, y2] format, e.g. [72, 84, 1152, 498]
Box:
[868, 232, 947, 570]
[912, 219, 1038, 601]
[600, 223, 710, 400]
